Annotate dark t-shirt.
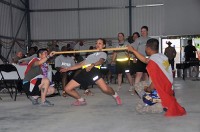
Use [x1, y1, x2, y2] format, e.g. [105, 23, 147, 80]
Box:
[184, 45, 197, 61]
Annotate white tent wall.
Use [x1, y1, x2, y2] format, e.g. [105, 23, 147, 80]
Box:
[0, 0, 26, 63]
[30, 11, 79, 40]
[3, 0, 26, 8]
[163, 0, 200, 36]
[79, 9, 129, 39]
[1, 0, 200, 62]
[132, 0, 164, 37]
[0, 3, 12, 37]
[11, 7, 27, 39]
[0, 0, 26, 39]
[29, 0, 200, 41]
[29, 0, 78, 9]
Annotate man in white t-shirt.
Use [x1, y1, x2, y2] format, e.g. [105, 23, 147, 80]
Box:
[55, 46, 75, 97]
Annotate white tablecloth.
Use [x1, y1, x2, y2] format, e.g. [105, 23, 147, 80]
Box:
[1, 64, 52, 81]
[1, 65, 26, 79]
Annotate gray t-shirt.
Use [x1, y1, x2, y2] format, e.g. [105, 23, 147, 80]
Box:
[115, 41, 129, 59]
[132, 36, 151, 56]
[85, 52, 107, 65]
[55, 55, 75, 68]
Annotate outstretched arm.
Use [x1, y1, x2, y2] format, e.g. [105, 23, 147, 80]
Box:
[127, 45, 148, 64]
[34, 51, 56, 66]
[85, 58, 105, 72]
[60, 61, 85, 72]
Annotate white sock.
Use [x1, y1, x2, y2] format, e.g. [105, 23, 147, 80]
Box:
[78, 97, 84, 102]
[112, 92, 118, 98]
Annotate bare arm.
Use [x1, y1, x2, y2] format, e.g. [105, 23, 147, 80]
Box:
[127, 45, 148, 64]
[144, 82, 155, 93]
[34, 51, 55, 66]
[18, 54, 37, 63]
[85, 58, 105, 72]
[60, 61, 85, 72]
[111, 52, 117, 64]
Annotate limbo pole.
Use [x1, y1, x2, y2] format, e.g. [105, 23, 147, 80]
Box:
[54, 47, 128, 54]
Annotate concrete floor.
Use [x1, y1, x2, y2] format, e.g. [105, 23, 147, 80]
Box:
[0, 78, 200, 132]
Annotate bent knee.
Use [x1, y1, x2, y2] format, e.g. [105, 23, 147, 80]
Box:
[42, 78, 50, 84]
[64, 86, 72, 93]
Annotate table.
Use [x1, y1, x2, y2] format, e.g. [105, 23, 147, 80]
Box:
[176, 61, 200, 80]
[1, 64, 52, 81]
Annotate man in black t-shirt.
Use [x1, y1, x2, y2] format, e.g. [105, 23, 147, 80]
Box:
[184, 39, 197, 61]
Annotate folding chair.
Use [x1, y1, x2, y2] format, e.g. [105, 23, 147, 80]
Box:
[0, 64, 23, 101]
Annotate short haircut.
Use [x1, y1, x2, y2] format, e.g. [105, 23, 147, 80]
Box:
[61, 46, 68, 51]
[188, 39, 192, 45]
[37, 48, 48, 57]
[146, 38, 159, 51]
[118, 32, 125, 37]
[141, 26, 148, 31]
[132, 32, 140, 38]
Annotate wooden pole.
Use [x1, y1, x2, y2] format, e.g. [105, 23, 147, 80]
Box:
[54, 47, 127, 54]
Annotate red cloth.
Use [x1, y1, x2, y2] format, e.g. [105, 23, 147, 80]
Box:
[147, 60, 186, 116]
[24, 58, 39, 76]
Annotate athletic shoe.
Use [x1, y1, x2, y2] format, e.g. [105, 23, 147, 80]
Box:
[71, 99, 87, 106]
[115, 96, 122, 105]
[29, 96, 39, 105]
[40, 100, 54, 107]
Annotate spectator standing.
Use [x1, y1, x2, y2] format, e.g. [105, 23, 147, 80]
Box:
[184, 39, 197, 61]
[164, 41, 177, 71]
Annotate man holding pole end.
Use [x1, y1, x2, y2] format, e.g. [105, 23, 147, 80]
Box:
[127, 38, 186, 116]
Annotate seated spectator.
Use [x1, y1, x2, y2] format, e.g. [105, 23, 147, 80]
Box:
[18, 47, 38, 64]
[12, 51, 23, 64]
[55, 46, 75, 97]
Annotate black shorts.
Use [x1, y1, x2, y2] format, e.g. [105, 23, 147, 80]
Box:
[134, 59, 147, 73]
[116, 61, 130, 74]
[23, 78, 42, 96]
[130, 61, 136, 75]
[107, 64, 116, 74]
[73, 67, 102, 88]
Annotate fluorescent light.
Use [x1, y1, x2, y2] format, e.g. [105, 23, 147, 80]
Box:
[136, 4, 164, 8]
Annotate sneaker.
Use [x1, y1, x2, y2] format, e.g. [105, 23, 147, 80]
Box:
[40, 100, 54, 107]
[29, 96, 39, 105]
[71, 99, 87, 106]
[115, 96, 122, 105]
